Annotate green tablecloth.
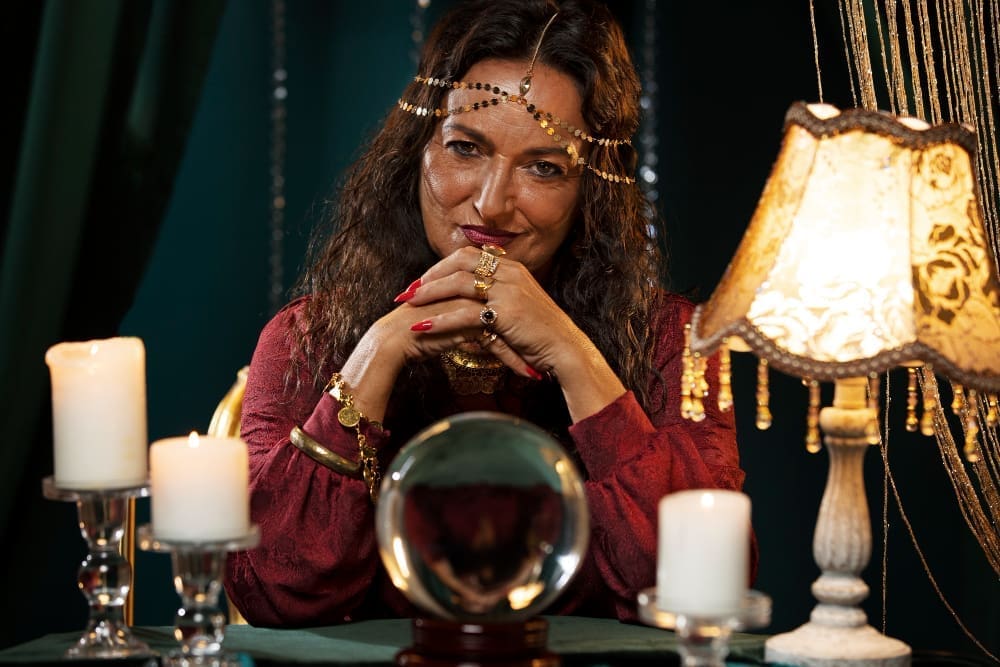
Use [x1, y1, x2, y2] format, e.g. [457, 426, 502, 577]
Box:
[0, 616, 769, 665]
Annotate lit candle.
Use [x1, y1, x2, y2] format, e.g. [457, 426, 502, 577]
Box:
[657, 489, 750, 616]
[150, 432, 249, 541]
[45, 337, 148, 489]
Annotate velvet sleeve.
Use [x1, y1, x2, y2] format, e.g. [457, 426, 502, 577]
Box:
[223, 299, 398, 627]
[564, 293, 755, 621]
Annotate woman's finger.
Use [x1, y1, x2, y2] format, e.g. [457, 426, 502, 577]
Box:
[479, 333, 543, 380]
[419, 245, 510, 285]
[401, 270, 485, 305]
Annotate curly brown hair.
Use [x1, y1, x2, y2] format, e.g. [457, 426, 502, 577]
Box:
[291, 0, 666, 412]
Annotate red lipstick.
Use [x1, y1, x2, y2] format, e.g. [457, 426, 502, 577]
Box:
[461, 226, 516, 247]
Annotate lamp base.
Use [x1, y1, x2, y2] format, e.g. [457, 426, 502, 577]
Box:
[766, 621, 911, 667]
[396, 617, 559, 667]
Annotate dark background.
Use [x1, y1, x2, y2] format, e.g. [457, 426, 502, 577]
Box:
[2, 0, 997, 660]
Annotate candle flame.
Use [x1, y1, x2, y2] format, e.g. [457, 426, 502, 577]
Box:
[188, 431, 200, 448]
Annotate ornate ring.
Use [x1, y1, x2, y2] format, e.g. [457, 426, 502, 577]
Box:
[474, 251, 501, 279]
[481, 243, 506, 258]
[474, 276, 495, 300]
[480, 306, 499, 328]
[479, 329, 499, 347]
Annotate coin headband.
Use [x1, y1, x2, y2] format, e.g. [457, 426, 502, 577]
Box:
[397, 77, 636, 185]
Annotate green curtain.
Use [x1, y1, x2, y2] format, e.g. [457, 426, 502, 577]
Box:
[0, 0, 224, 648]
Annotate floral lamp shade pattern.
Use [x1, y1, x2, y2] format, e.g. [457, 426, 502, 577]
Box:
[691, 102, 1000, 393]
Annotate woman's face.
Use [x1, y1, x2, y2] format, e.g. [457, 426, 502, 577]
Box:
[419, 58, 587, 277]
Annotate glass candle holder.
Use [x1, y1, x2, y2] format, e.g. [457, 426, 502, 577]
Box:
[42, 476, 152, 659]
[637, 588, 771, 667]
[138, 524, 258, 667]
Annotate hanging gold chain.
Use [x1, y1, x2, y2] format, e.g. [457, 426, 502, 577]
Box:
[824, 1, 1000, 655]
[809, 0, 825, 102]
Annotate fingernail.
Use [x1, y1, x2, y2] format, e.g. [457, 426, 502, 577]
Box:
[393, 279, 422, 303]
[525, 365, 543, 381]
[410, 320, 433, 332]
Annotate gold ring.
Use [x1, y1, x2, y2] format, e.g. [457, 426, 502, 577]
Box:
[474, 251, 501, 278]
[479, 329, 499, 347]
[474, 276, 495, 300]
[480, 306, 499, 328]
[482, 244, 506, 258]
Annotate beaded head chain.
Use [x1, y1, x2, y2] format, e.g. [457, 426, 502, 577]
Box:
[396, 11, 636, 185]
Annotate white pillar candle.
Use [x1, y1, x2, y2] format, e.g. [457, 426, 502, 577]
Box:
[150, 432, 250, 542]
[657, 489, 750, 616]
[45, 337, 148, 489]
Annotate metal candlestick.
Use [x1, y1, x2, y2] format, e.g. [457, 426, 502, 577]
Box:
[42, 475, 152, 659]
[637, 588, 771, 667]
[138, 524, 258, 667]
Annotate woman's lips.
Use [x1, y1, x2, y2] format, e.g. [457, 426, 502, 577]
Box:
[461, 226, 517, 247]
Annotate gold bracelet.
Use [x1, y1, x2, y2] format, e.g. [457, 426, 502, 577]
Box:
[289, 426, 361, 478]
[327, 373, 382, 503]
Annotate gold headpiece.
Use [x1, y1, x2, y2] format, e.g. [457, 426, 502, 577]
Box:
[397, 12, 635, 185]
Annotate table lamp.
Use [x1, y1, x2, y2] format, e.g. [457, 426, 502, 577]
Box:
[684, 101, 1000, 666]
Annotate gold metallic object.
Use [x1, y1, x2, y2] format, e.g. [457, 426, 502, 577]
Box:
[520, 12, 559, 96]
[906, 368, 919, 433]
[679, 101, 1000, 665]
[474, 250, 502, 279]
[290, 426, 362, 478]
[303, 373, 382, 503]
[440, 347, 506, 395]
[398, 76, 635, 184]
[479, 329, 499, 347]
[755, 358, 772, 431]
[474, 276, 495, 300]
[805, 379, 821, 453]
[479, 306, 499, 329]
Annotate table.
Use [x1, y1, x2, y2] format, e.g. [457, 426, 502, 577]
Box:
[0, 616, 769, 666]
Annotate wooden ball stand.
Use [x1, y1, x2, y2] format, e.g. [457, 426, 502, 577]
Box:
[396, 617, 560, 667]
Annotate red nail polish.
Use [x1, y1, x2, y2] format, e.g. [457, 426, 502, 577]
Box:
[410, 320, 433, 332]
[525, 365, 543, 381]
[394, 279, 422, 303]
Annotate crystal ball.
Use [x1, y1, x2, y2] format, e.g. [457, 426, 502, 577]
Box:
[376, 411, 589, 622]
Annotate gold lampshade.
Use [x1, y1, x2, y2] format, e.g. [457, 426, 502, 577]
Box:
[690, 102, 1000, 393]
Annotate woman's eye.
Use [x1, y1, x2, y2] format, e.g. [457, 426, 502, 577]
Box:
[530, 161, 566, 178]
[445, 140, 479, 157]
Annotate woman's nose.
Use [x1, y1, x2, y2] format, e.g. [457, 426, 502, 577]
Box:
[473, 163, 515, 222]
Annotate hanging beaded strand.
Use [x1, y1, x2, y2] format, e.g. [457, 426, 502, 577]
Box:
[906, 367, 920, 432]
[268, 0, 287, 317]
[866, 372, 882, 445]
[678, 323, 708, 422]
[964, 389, 981, 463]
[804, 379, 822, 454]
[638, 0, 660, 219]
[756, 358, 772, 430]
[680, 324, 694, 420]
[409, 0, 429, 66]
[919, 366, 938, 437]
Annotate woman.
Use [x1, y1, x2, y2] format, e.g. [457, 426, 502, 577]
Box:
[225, 0, 751, 627]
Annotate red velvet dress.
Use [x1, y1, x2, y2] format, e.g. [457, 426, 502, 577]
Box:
[224, 292, 754, 627]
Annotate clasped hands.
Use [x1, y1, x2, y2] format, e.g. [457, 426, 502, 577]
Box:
[391, 245, 579, 382]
